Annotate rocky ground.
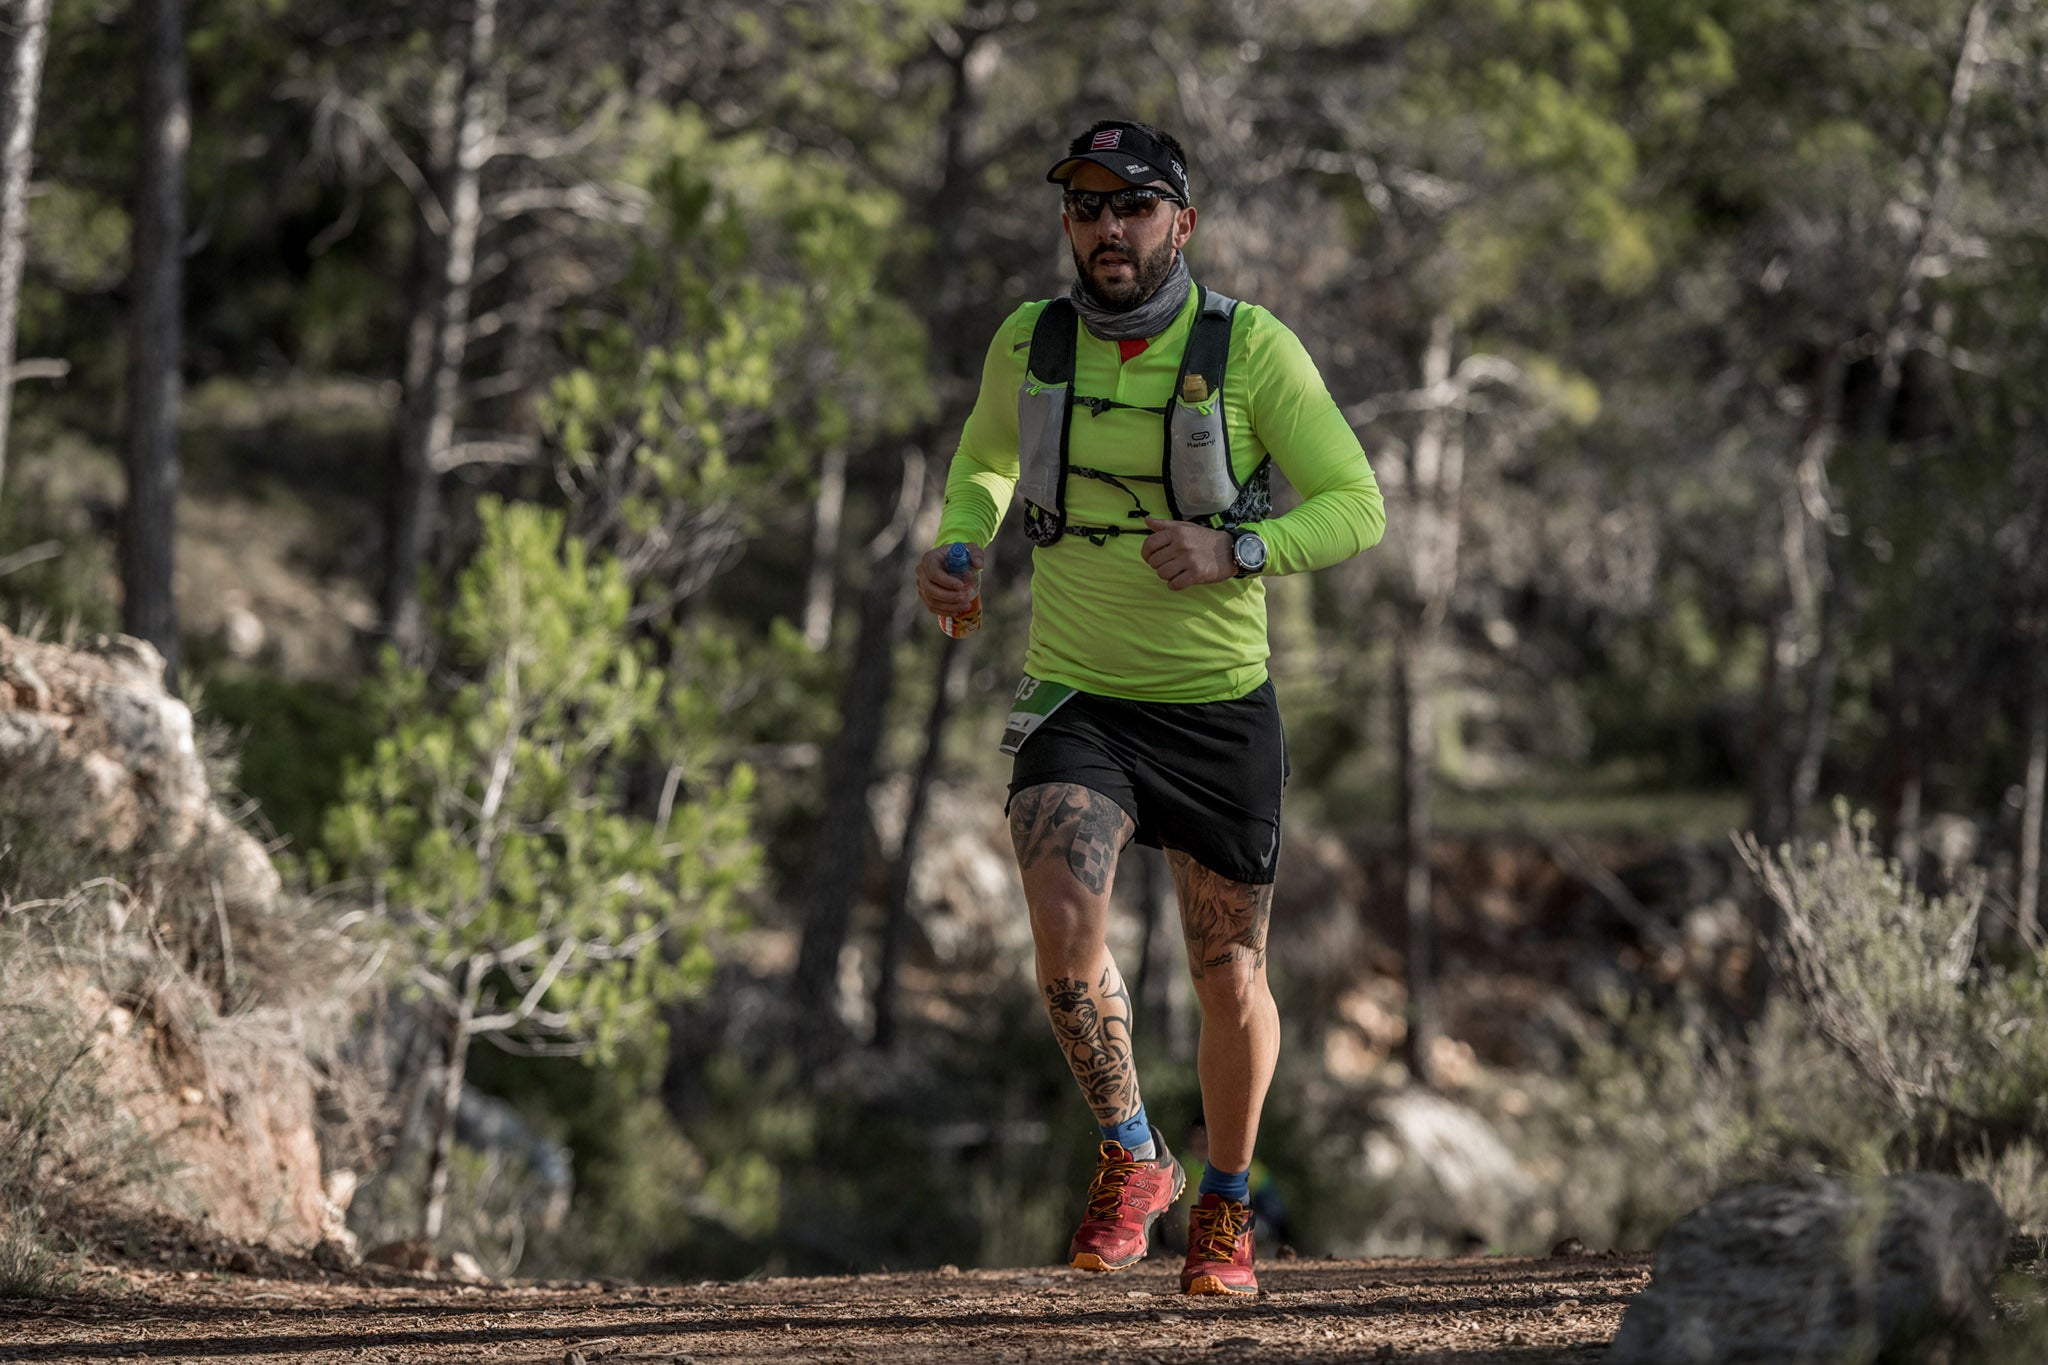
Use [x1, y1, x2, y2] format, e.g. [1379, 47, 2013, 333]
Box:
[0, 1249, 1651, 1364]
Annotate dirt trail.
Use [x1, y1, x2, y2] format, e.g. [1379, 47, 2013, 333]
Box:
[0, 1253, 1650, 1364]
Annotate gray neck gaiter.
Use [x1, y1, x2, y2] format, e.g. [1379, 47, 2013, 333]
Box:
[1068, 252, 1192, 341]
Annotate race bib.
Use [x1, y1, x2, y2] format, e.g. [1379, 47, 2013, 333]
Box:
[999, 673, 1078, 755]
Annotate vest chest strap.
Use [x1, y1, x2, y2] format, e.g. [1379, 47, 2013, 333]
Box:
[1014, 286, 1243, 547]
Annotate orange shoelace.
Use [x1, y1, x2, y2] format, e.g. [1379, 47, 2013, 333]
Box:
[1188, 1200, 1250, 1262]
[1084, 1148, 1143, 1221]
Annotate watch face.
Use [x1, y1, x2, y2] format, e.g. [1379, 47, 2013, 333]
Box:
[1234, 532, 1267, 571]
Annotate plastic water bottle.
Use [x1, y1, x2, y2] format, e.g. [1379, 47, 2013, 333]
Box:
[940, 542, 982, 639]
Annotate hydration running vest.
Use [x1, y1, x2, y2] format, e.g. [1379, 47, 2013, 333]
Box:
[1015, 285, 1269, 546]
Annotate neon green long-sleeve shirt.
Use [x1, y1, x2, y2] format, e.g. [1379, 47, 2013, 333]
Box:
[933, 287, 1385, 703]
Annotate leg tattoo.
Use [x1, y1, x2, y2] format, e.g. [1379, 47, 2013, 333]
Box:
[1169, 851, 1280, 1177]
[1010, 785, 1131, 896]
[1167, 850, 1274, 979]
[1013, 785, 1143, 1129]
[1044, 967, 1143, 1128]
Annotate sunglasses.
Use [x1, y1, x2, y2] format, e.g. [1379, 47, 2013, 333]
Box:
[1062, 187, 1182, 222]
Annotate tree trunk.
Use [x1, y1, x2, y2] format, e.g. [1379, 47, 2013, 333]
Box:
[794, 448, 928, 1060]
[2018, 636, 2047, 945]
[1788, 566, 1841, 825]
[420, 956, 481, 1245]
[123, 0, 187, 690]
[1878, 0, 1994, 397]
[871, 634, 969, 1049]
[1394, 626, 1440, 1090]
[1748, 610, 1789, 846]
[801, 445, 848, 650]
[382, 166, 446, 661]
[384, 0, 495, 660]
[1882, 648, 1925, 883]
[0, 0, 52, 500]
[1394, 315, 1462, 1093]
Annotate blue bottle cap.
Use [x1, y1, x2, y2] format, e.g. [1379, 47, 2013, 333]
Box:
[944, 542, 971, 573]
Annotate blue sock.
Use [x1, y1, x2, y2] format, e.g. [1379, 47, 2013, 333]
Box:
[1102, 1109, 1154, 1158]
[1200, 1164, 1251, 1204]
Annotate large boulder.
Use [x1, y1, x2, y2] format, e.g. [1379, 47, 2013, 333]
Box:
[1606, 1172, 2008, 1364]
[1310, 1087, 1538, 1255]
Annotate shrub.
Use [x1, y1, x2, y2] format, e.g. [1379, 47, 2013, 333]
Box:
[1529, 809, 2048, 1254]
[1541, 995, 1895, 1249]
[323, 499, 757, 1068]
[1741, 807, 2048, 1167]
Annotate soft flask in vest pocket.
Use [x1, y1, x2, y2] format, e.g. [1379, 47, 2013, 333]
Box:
[1166, 387, 1235, 517]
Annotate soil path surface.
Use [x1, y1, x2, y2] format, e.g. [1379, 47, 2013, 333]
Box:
[0, 1253, 1650, 1364]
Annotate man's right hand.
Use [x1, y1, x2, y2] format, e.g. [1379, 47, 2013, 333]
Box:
[915, 543, 984, 616]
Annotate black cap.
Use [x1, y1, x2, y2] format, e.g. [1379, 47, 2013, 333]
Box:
[1046, 123, 1191, 204]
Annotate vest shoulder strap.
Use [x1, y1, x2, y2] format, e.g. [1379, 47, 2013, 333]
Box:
[1018, 299, 1078, 546]
[1162, 287, 1243, 521]
[1027, 297, 1079, 384]
[1174, 287, 1238, 405]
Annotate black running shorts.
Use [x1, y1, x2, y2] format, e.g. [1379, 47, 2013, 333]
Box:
[1007, 680, 1288, 885]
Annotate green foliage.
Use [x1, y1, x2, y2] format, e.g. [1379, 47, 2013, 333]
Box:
[546, 1092, 705, 1277]
[0, 430, 121, 641]
[686, 1053, 817, 1246]
[22, 183, 128, 295]
[1384, 0, 1742, 315]
[544, 104, 933, 605]
[323, 499, 759, 1063]
[193, 673, 375, 856]
[346, 1134, 555, 1279]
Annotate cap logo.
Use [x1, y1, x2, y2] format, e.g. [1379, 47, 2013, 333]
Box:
[1122, 161, 1149, 177]
[1091, 129, 1123, 150]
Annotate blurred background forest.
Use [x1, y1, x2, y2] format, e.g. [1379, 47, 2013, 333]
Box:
[3, 0, 2048, 1287]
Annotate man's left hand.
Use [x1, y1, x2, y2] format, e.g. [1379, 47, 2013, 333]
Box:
[1141, 517, 1236, 590]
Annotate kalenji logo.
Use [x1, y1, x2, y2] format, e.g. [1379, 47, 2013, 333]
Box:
[1091, 129, 1123, 150]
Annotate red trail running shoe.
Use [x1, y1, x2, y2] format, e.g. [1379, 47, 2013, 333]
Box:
[1181, 1191, 1258, 1296]
[1067, 1132, 1185, 1272]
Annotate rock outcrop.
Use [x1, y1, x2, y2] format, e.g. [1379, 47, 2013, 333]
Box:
[0, 626, 342, 1250]
[1605, 1172, 2008, 1364]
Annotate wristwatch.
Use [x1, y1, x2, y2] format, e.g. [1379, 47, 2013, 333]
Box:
[1229, 528, 1267, 577]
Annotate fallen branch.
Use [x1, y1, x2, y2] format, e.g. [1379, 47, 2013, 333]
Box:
[0, 540, 60, 577]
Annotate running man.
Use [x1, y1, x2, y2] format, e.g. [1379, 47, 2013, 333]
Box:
[915, 118, 1384, 1296]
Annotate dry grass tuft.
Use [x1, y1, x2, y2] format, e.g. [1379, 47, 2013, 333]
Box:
[0, 1208, 79, 1299]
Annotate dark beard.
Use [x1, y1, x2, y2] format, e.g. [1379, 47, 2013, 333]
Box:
[1072, 239, 1178, 312]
